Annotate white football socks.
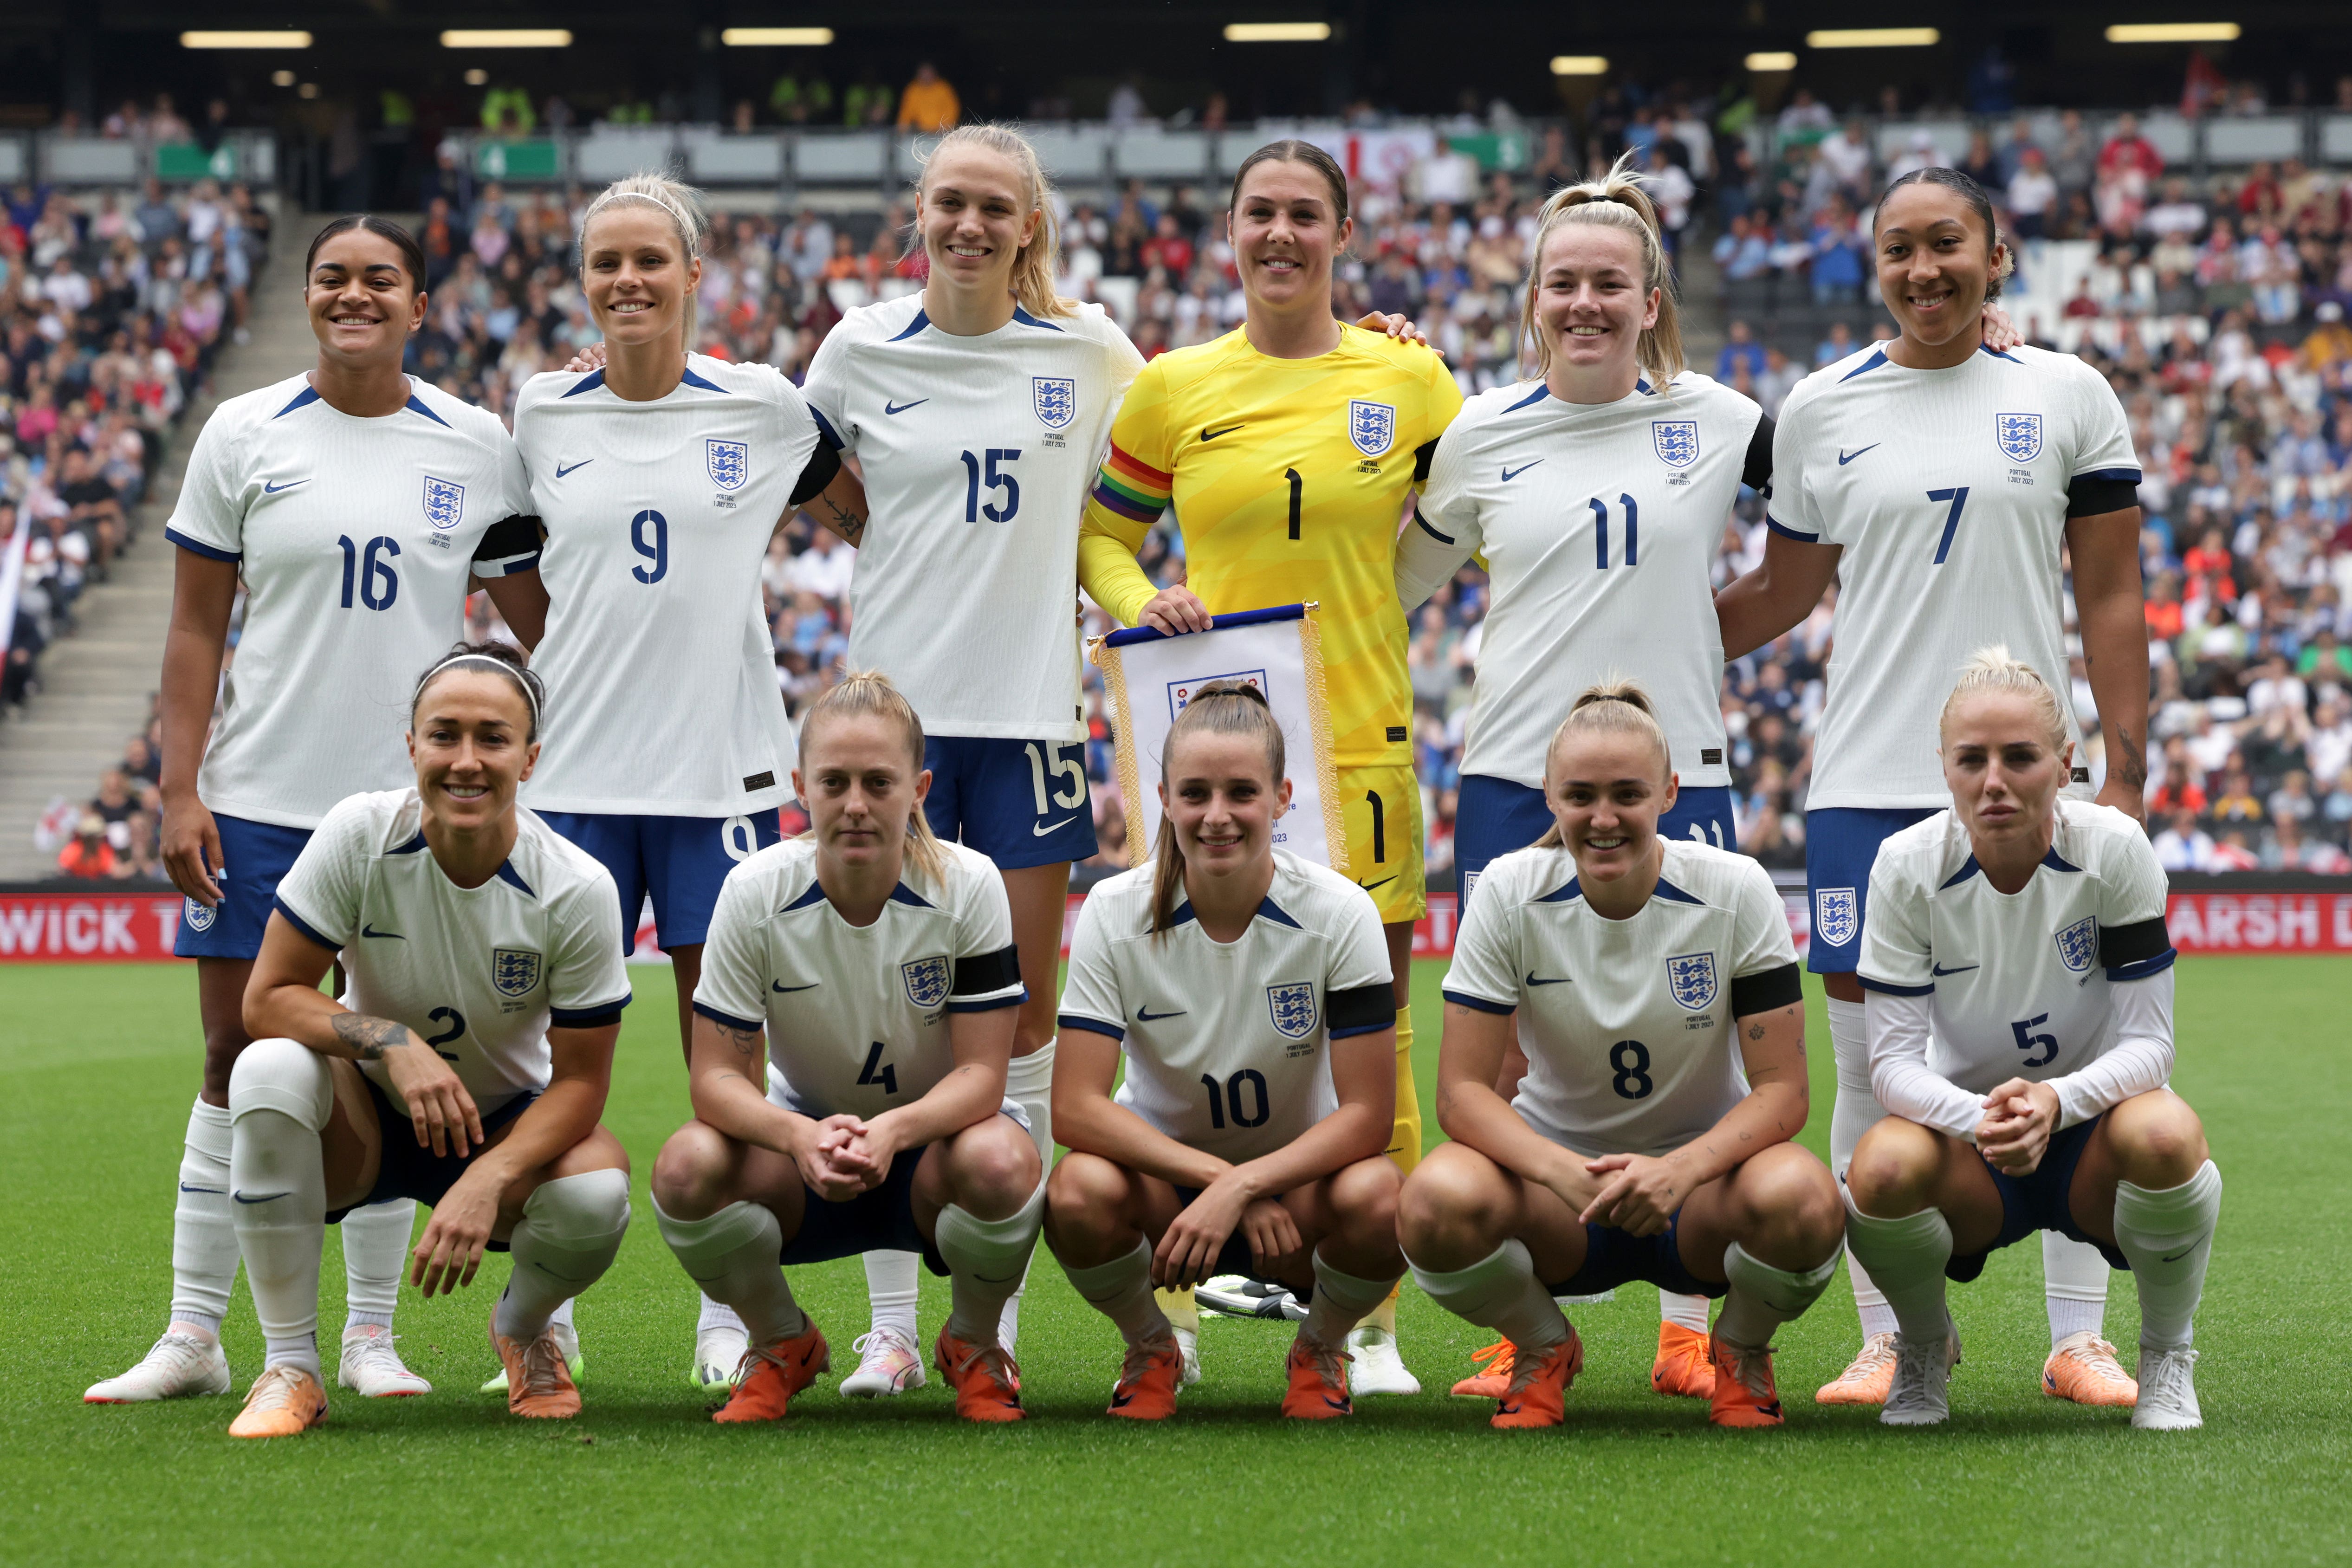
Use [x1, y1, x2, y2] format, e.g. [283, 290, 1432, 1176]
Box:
[2113, 1160, 2222, 1352]
[1826, 995, 1898, 1341]
[933, 1184, 1045, 1349]
[226, 1038, 340, 1381]
[657, 1199, 804, 1344]
[996, 1039, 1057, 1352]
[1715, 1242, 1839, 1349]
[1061, 1238, 1171, 1347]
[496, 1170, 631, 1342]
[1302, 1249, 1401, 1347]
[168, 1097, 237, 1337]
[1840, 1199, 1955, 1345]
[1409, 1239, 1569, 1354]
[865, 1250, 921, 1341]
[1659, 1290, 1711, 1333]
[2042, 1231, 2112, 1348]
[338, 1198, 414, 1332]
[697, 1293, 748, 1337]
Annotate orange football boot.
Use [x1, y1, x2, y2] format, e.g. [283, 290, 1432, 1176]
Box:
[1707, 1335, 1786, 1428]
[1652, 1320, 1717, 1398]
[1108, 1333, 1184, 1420]
[226, 1364, 329, 1439]
[491, 1316, 582, 1419]
[2043, 1331, 2138, 1406]
[1491, 1327, 1584, 1430]
[934, 1328, 1026, 1423]
[1450, 1339, 1516, 1398]
[1279, 1334, 1354, 1419]
[711, 1320, 830, 1423]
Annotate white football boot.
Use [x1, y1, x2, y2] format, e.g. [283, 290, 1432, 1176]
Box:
[839, 1327, 927, 1397]
[2132, 1346, 2202, 1431]
[691, 1324, 750, 1391]
[1346, 1322, 1423, 1396]
[1880, 1325, 1957, 1427]
[339, 1324, 431, 1396]
[84, 1330, 233, 1403]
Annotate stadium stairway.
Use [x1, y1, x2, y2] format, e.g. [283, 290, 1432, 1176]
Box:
[0, 218, 322, 879]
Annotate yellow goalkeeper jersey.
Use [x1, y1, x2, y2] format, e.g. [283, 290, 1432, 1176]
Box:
[1080, 324, 1464, 766]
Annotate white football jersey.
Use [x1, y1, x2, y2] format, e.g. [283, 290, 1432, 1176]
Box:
[515, 356, 822, 815]
[1858, 799, 2176, 1133]
[693, 837, 1024, 1121]
[802, 297, 1142, 742]
[271, 789, 631, 1114]
[1770, 343, 2139, 808]
[1057, 852, 1393, 1164]
[1404, 372, 1764, 790]
[1443, 838, 1801, 1158]
[164, 375, 537, 829]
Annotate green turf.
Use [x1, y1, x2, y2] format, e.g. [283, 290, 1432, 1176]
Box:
[1, 958, 2343, 1565]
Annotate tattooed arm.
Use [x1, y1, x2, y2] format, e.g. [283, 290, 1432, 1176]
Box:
[797, 462, 871, 549]
[686, 1010, 868, 1197]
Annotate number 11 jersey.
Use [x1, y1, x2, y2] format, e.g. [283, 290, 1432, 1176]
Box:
[1769, 343, 2138, 809]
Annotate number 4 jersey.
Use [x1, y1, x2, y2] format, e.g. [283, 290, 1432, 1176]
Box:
[1056, 851, 1394, 1163]
[1769, 342, 2140, 809]
[1442, 838, 1801, 1158]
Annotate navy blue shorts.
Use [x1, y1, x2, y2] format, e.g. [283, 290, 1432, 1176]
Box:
[1456, 775, 1737, 908]
[326, 1072, 541, 1250]
[923, 735, 1097, 871]
[174, 812, 315, 961]
[1169, 1184, 1268, 1280]
[1946, 1112, 2130, 1280]
[1540, 1211, 1727, 1301]
[780, 1147, 948, 1276]
[538, 810, 782, 952]
[1803, 806, 1938, 974]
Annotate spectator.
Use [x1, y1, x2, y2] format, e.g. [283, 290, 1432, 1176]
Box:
[896, 63, 959, 132]
[55, 812, 116, 879]
[2152, 809, 2215, 871]
[1716, 320, 1766, 384]
[2006, 147, 2058, 240]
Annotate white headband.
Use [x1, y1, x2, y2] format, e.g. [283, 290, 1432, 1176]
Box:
[418, 653, 541, 731]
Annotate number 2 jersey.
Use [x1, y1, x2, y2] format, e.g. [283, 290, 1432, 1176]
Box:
[1857, 798, 2177, 1138]
[515, 356, 823, 817]
[163, 374, 538, 828]
[802, 296, 1142, 744]
[1442, 839, 1801, 1158]
[692, 837, 1025, 1121]
[1079, 324, 1464, 768]
[1769, 343, 2139, 808]
[270, 788, 631, 1114]
[1401, 371, 1768, 791]
[1056, 851, 1393, 1163]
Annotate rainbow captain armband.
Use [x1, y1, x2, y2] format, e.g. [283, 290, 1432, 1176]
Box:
[1090, 444, 1172, 525]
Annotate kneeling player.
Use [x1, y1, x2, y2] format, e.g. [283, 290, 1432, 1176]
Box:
[226, 645, 635, 1437]
[651, 673, 1042, 1424]
[1843, 649, 2216, 1431]
[1045, 681, 1406, 1421]
[1399, 682, 1843, 1430]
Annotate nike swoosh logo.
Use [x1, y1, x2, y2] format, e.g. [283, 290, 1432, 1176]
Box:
[771, 980, 817, 993]
[1034, 818, 1075, 837]
[884, 399, 929, 415]
[1497, 1400, 1521, 1415]
[1324, 1395, 1350, 1412]
[179, 1183, 224, 1194]
[1110, 1389, 1134, 1408]
[1502, 461, 1543, 481]
[555, 460, 593, 478]
[1137, 1007, 1187, 1021]
[2161, 1244, 2198, 1263]
[1837, 444, 1880, 466]
[263, 479, 307, 493]
[1931, 963, 1978, 976]
[1201, 423, 1245, 441]
[1526, 973, 1572, 986]
[362, 924, 403, 940]
[1358, 875, 1398, 892]
[233, 1191, 291, 1205]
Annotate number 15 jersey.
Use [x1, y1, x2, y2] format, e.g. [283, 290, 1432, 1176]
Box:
[1769, 343, 2139, 809]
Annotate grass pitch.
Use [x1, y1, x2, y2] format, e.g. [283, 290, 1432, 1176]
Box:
[1, 957, 2344, 1566]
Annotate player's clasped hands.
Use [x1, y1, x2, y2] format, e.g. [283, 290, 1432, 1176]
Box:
[1153, 1174, 1299, 1290]
[795, 1113, 882, 1202]
[380, 1033, 485, 1159]
[1579, 1153, 1689, 1239]
[1975, 1079, 2061, 1175]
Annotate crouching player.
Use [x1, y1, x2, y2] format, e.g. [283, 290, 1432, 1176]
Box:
[650, 673, 1042, 1424]
[1843, 649, 2217, 1430]
[1399, 682, 1843, 1429]
[1045, 681, 1406, 1420]
[226, 645, 635, 1437]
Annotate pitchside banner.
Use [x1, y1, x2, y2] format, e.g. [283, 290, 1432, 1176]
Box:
[1089, 604, 1347, 871]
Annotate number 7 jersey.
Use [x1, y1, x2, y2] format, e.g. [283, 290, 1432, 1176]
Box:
[1769, 342, 2139, 809]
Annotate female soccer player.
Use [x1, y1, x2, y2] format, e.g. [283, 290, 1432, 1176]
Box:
[1047, 682, 1406, 1420]
[1398, 683, 1844, 1430]
[650, 673, 1043, 1424]
[222, 645, 635, 1437]
[513, 173, 862, 1387]
[1715, 168, 2150, 1407]
[89, 216, 545, 1407]
[795, 125, 1143, 1393]
[1398, 154, 1767, 1401]
[1843, 650, 2214, 1430]
[1078, 140, 1461, 1393]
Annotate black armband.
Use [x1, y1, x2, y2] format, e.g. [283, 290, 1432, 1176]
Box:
[790, 441, 842, 507]
[1412, 439, 1438, 483]
[1327, 982, 1396, 1038]
[952, 943, 1022, 998]
[2065, 471, 2140, 518]
[2097, 915, 2171, 970]
[1741, 415, 1775, 496]
[1730, 961, 1804, 1017]
[472, 513, 544, 561]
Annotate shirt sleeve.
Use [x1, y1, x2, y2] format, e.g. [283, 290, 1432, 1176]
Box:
[690, 866, 772, 1033]
[1396, 416, 1482, 611]
[1764, 389, 1827, 544]
[1412, 348, 1467, 492]
[162, 411, 246, 562]
[947, 857, 1024, 1012]
[1440, 868, 1521, 1014]
[1323, 887, 1395, 1037]
[1053, 892, 1126, 1041]
[1866, 988, 1981, 1140]
[1078, 359, 1175, 627]
[2097, 829, 2177, 982]
[798, 324, 855, 454]
[269, 797, 369, 952]
[2067, 358, 2142, 486]
[545, 870, 631, 1028]
[469, 428, 543, 577]
[1726, 860, 1803, 1015]
[1855, 854, 1935, 996]
[2049, 967, 2174, 1128]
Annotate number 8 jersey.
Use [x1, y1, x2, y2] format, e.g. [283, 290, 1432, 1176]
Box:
[1769, 343, 2140, 809]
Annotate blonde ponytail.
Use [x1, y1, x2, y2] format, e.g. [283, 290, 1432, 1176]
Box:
[797, 669, 947, 886]
[580, 171, 710, 338]
[1151, 680, 1287, 936]
[1520, 150, 1685, 384]
[1535, 677, 1672, 849]
[917, 124, 1078, 320]
[1938, 644, 2069, 752]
